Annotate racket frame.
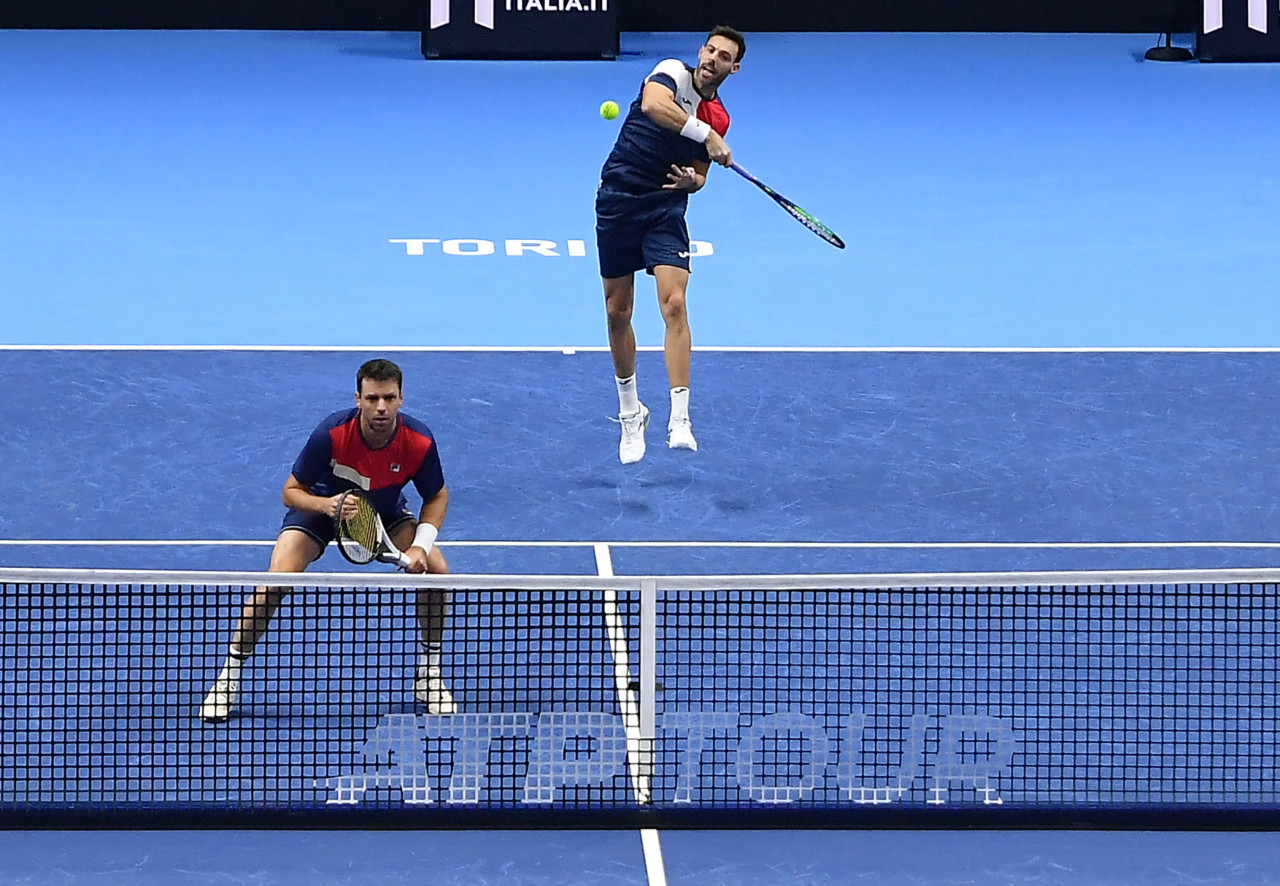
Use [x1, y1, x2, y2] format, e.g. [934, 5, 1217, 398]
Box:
[729, 162, 846, 249]
[334, 489, 412, 569]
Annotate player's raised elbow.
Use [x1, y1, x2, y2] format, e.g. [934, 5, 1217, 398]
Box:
[639, 82, 673, 121]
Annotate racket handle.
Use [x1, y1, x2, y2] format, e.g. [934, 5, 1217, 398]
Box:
[378, 550, 414, 570]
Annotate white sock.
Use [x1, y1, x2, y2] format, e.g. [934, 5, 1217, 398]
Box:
[616, 374, 640, 415]
[670, 386, 690, 423]
[219, 648, 248, 683]
[418, 642, 442, 674]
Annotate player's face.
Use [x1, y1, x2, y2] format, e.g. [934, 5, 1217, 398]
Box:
[695, 36, 741, 91]
[356, 378, 403, 438]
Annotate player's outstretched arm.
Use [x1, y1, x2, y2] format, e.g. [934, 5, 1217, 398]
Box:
[639, 80, 690, 131]
[640, 81, 732, 167]
[406, 485, 449, 573]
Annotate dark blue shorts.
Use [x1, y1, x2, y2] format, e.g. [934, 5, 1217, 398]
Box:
[595, 186, 691, 279]
[281, 500, 415, 547]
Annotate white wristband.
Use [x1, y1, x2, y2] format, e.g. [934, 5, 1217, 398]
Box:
[412, 522, 438, 555]
[679, 114, 712, 143]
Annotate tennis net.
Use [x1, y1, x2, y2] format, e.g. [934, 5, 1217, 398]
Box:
[1, 567, 1276, 827]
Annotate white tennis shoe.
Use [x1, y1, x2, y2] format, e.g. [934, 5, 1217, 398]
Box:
[667, 417, 697, 451]
[618, 403, 650, 464]
[198, 673, 239, 723]
[414, 668, 457, 715]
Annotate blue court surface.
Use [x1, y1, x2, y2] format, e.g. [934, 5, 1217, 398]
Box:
[3, 26, 1280, 886]
[2, 829, 1280, 885]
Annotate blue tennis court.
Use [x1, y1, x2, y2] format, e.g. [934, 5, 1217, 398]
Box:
[3, 26, 1280, 886]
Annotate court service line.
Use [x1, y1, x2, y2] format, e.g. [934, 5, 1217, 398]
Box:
[6, 540, 1280, 549]
[594, 543, 666, 886]
[640, 829, 668, 886]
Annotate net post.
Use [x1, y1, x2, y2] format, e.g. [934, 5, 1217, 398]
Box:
[639, 578, 656, 738]
[639, 578, 657, 790]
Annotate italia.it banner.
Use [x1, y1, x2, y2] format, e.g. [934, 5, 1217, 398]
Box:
[1200, 0, 1280, 60]
[421, 0, 618, 59]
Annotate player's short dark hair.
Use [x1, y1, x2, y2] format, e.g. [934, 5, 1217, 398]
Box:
[356, 358, 403, 394]
[708, 25, 745, 62]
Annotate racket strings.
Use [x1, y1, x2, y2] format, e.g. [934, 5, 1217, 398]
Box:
[337, 496, 380, 563]
[785, 204, 845, 249]
[733, 163, 845, 249]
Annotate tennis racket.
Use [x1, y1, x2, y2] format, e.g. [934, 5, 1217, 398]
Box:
[729, 162, 845, 249]
[334, 489, 411, 569]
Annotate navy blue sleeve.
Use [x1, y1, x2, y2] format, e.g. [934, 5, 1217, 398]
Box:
[647, 71, 677, 94]
[290, 421, 334, 487]
[411, 441, 445, 503]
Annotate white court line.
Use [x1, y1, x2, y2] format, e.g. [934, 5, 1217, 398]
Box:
[640, 828, 667, 886]
[5, 344, 1280, 353]
[594, 544, 650, 803]
[594, 543, 665, 886]
[4, 539, 1280, 548]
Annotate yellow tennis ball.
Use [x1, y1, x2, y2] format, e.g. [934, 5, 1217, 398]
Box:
[600, 100, 620, 120]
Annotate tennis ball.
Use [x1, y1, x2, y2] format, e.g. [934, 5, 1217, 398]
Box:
[600, 100, 620, 120]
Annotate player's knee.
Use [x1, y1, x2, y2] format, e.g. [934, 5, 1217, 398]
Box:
[607, 310, 634, 337]
[606, 297, 633, 324]
[269, 529, 321, 572]
[660, 292, 688, 324]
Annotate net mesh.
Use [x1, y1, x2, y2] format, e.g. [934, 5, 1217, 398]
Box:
[1, 568, 1276, 825]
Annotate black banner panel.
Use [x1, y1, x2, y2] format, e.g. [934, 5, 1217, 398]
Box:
[421, 0, 618, 59]
[1199, 0, 1280, 60]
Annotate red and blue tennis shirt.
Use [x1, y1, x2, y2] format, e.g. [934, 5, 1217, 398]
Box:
[291, 409, 444, 516]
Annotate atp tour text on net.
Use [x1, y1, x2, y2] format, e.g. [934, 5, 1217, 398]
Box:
[324, 710, 1017, 807]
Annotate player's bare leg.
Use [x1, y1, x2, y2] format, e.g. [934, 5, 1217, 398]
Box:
[393, 523, 457, 714]
[199, 530, 321, 723]
[654, 265, 696, 451]
[230, 531, 317, 652]
[605, 274, 637, 379]
[605, 274, 650, 463]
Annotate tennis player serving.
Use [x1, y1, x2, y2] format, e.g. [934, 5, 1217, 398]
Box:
[596, 25, 744, 464]
[198, 359, 456, 722]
